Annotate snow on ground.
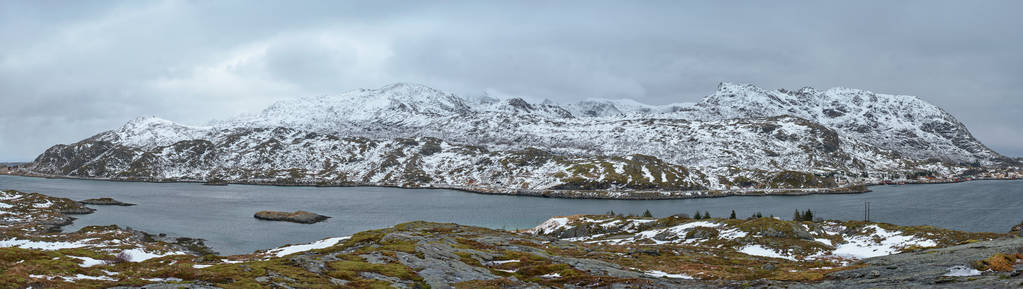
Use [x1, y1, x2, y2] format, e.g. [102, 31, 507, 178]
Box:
[644, 270, 694, 279]
[829, 225, 936, 259]
[489, 260, 520, 265]
[68, 274, 117, 281]
[0, 238, 94, 250]
[814, 238, 833, 246]
[142, 277, 184, 282]
[596, 220, 747, 245]
[31, 274, 117, 281]
[0, 191, 20, 200]
[529, 217, 571, 234]
[944, 265, 983, 277]
[540, 272, 562, 278]
[69, 256, 105, 267]
[739, 245, 797, 261]
[265, 236, 351, 257]
[31, 200, 53, 208]
[120, 248, 187, 262]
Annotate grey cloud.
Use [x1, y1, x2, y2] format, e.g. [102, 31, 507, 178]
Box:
[1, 0, 1022, 161]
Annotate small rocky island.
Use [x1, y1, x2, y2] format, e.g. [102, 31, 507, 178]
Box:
[79, 197, 135, 206]
[253, 210, 330, 224]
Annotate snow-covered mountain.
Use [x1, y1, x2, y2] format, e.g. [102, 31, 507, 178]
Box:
[27, 82, 1017, 196]
[680, 83, 1008, 165]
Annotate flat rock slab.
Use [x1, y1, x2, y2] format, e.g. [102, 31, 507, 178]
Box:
[80, 197, 135, 206]
[254, 210, 330, 224]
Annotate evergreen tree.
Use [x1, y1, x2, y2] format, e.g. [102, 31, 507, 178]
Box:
[609, 210, 615, 216]
[703, 211, 711, 219]
[802, 209, 813, 222]
[694, 210, 702, 219]
[642, 209, 653, 218]
[729, 210, 737, 219]
[794, 209, 802, 221]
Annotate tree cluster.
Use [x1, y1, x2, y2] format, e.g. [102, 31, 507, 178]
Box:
[793, 209, 815, 222]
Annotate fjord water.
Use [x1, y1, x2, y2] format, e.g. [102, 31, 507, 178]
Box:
[2, 175, 1021, 255]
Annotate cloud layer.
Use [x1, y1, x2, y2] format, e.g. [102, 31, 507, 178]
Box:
[2, 0, 1022, 160]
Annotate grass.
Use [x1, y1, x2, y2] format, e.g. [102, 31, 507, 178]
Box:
[972, 253, 1022, 272]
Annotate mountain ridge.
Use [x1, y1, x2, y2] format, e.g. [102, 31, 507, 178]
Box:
[24, 82, 1020, 198]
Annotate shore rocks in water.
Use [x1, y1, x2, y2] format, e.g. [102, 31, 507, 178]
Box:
[80, 197, 135, 206]
[254, 210, 330, 224]
[59, 207, 96, 214]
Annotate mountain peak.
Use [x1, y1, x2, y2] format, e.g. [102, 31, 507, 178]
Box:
[97, 116, 208, 148]
[377, 82, 441, 94]
[716, 82, 765, 94]
[124, 116, 173, 127]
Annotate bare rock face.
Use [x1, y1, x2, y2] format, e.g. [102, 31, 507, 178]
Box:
[253, 210, 330, 224]
[80, 197, 135, 206]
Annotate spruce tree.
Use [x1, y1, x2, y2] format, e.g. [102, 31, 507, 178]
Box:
[694, 210, 702, 219]
[642, 209, 653, 218]
[729, 210, 737, 219]
[794, 209, 802, 221]
[703, 211, 711, 219]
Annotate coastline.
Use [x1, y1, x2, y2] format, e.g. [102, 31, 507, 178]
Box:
[6, 169, 1018, 200]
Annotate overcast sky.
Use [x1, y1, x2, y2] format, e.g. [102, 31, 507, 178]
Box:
[1, 0, 1021, 161]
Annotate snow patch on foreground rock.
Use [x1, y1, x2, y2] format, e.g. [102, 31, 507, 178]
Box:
[828, 225, 938, 259]
[531, 215, 984, 264]
[739, 245, 798, 261]
[944, 265, 983, 277]
[644, 270, 695, 279]
[264, 236, 351, 257]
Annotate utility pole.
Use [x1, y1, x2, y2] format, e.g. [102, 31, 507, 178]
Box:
[863, 201, 871, 222]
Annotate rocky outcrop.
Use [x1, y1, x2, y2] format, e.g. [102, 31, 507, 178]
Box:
[1011, 220, 1023, 237]
[806, 237, 1023, 288]
[253, 210, 330, 224]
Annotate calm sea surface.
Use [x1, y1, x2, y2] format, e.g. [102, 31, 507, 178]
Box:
[1, 175, 1020, 255]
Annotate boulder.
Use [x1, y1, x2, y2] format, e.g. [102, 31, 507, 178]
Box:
[254, 210, 330, 224]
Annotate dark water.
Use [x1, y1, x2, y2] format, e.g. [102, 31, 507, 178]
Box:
[1, 175, 1021, 255]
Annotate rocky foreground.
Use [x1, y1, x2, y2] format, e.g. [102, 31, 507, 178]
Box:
[2, 190, 1023, 288]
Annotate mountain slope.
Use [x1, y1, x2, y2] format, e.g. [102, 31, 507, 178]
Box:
[680, 83, 1009, 165]
[25, 82, 1018, 197]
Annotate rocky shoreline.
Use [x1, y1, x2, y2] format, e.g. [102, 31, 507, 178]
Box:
[3, 170, 908, 200]
[11, 169, 1023, 200]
